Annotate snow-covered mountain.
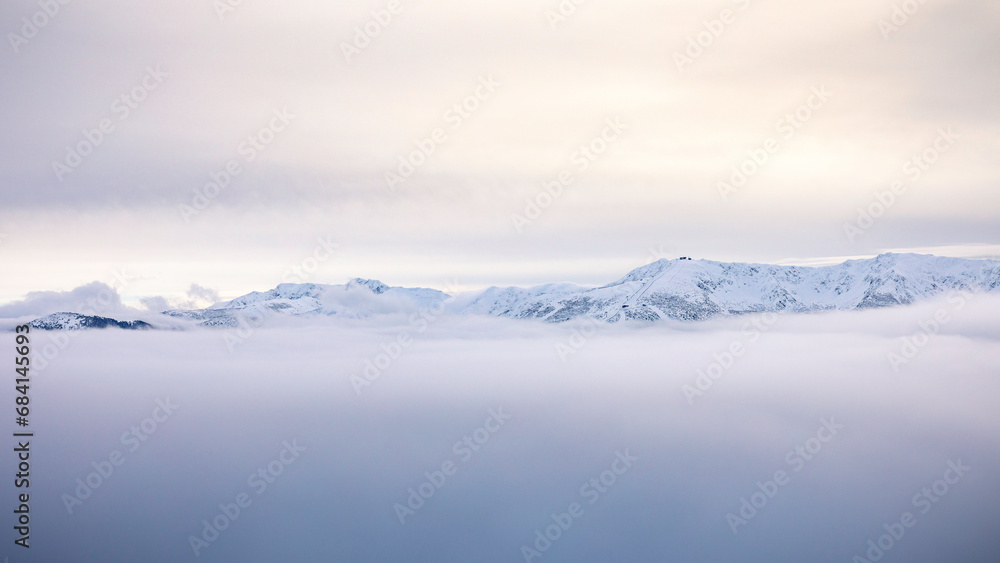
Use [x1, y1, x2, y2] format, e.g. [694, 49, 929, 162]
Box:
[28, 312, 152, 331]
[24, 254, 1000, 329]
[162, 278, 449, 327]
[463, 253, 1000, 322]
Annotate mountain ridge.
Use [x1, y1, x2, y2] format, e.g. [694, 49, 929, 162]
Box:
[28, 312, 153, 331]
[23, 253, 1000, 329]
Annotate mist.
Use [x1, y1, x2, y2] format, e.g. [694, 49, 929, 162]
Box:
[4, 295, 999, 562]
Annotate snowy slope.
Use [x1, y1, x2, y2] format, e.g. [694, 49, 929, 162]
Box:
[457, 253, 1000, 322]
[29, 253, 1000, 329]
[163, 278, 450, 327]
[28, 312, 153, 330]
[170, 253, 999, 326]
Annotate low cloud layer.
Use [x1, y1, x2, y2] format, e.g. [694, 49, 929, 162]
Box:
[7, 296, 999, 561]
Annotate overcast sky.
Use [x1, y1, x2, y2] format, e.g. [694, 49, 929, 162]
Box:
[1, 0, 998, 305]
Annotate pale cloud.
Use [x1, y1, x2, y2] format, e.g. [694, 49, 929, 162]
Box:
[0, 282, 133, 319]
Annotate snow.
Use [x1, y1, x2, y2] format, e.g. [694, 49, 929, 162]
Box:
[151, 253, 1000, 328]
[28, 312, 151, 330]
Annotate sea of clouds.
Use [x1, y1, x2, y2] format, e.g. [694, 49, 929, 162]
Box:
[2, 294, 999, 562]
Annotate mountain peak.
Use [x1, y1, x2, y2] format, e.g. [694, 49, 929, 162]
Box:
[347, 278, 390, 294]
